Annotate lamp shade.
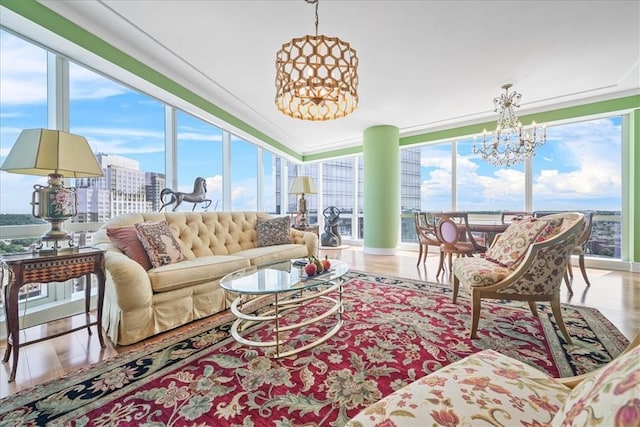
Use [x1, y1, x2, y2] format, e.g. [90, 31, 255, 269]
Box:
[0, 129, 103, 177]
[289, 176, 317, 195]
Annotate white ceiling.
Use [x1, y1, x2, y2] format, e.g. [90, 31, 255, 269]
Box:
[33, 1, 640, 156]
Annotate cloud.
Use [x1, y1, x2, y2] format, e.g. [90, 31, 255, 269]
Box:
[418, 117, 622, 211]
[0, 32, 47, 105]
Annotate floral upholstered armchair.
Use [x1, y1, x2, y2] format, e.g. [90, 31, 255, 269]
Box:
[451, 212, 584, 344]
[346, 331, 640, 427]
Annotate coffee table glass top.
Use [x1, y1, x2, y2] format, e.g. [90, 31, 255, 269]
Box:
[219, 259, 348, 295]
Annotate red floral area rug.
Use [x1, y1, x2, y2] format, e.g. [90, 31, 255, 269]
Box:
[0, 271, 629, 426]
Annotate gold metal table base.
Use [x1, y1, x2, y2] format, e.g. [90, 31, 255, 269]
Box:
[229, 280, 343, 358]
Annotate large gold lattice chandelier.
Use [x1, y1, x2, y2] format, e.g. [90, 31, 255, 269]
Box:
[275, 0, 359, 121]
[474, 84, 547, 167]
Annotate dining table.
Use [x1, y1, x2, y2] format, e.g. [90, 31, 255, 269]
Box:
[466, 221, 510, 248]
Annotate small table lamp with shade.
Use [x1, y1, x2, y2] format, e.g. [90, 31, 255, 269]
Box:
[289, 176, 317, 230]
[0, 129, 104, 251]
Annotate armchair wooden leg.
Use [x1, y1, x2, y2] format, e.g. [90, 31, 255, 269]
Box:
[416, 244, 424, 267]
[527, 301, 538, 317]
[550, 296, 572, 345]
[567, 261, 574, 279]
[564, 271, 573, 295]
[578, 255, 591, 287]
[452, 276, 459, 303]
[470, 291, 481, 339]
[436, 251, 445, 277]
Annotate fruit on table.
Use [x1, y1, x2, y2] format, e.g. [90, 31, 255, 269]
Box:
[313, 257, 324, 273]
[321, 255, 331, 270]
[304, 262, 317, 276]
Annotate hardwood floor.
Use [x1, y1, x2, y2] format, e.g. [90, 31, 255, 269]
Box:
[1, 247, 638, 398]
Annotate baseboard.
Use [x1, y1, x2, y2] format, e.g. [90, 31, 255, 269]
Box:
[363, 247, 397, 256]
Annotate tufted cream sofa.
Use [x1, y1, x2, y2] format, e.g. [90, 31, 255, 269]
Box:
[92, 211, 318, 346]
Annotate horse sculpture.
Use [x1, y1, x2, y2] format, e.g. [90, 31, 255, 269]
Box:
[159, 177, 212, 212]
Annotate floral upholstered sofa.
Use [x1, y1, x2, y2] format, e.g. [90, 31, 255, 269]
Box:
[93, 211, 317, 345]
[346, 332, 640, 426]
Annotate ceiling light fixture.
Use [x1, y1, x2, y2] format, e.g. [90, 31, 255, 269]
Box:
[275, 0, 359, 121]
[474, 84, 546, 167]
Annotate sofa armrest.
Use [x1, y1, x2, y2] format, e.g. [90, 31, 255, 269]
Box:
[95, 243, 153, 312]
[289, 229, 318, 258]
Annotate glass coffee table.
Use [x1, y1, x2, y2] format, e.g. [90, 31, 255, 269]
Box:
[219, 259, 349, 358]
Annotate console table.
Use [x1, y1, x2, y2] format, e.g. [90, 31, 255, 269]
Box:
[1, 247, 106, 382]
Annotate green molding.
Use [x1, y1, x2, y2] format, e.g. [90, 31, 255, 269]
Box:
[1, 0, 301, 161]
[303, 145, 363, 162]
[400, 95, 640, 146]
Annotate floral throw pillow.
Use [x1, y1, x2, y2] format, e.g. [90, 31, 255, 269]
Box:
[106, 225, 153, 271]
[485, 218, 548, 268]
[257, 216, 291, 247]
[134, 220, 184, 268]
[552, 344, 640, 427]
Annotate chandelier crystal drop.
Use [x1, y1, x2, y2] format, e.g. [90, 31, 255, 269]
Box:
[474, 84, 546, 167]
[275, 0, 359, 121]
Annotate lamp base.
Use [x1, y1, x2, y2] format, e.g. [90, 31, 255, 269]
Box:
[296, 214, 310, 230]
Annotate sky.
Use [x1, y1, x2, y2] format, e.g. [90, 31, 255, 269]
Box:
[0, 30, 623, 216]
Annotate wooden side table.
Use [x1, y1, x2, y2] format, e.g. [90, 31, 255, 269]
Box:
[1, 247, 106, 382]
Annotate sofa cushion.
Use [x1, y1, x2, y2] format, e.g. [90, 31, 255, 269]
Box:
[346, 349, 570, 427]
[235, 243, 309, 266]
[552, 344, 640, 427]
[257, 216, 291, 247]
[106, 225, 153, 270]
[135, 220, 185, 268]
[452, 256, 512, 287]
[148, 255, 250, 293]
[485, 218, 548, 268]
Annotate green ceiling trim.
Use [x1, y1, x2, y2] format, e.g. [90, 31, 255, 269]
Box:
[1, 0, 301, 161]
[303, 145, 363, 162]
[400, 95, 640, 146]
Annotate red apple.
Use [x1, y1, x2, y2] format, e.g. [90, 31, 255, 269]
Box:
[305, 262, 317, 276]
[321, 256, 331, 270]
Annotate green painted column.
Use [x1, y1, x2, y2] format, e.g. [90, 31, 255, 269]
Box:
[363, 125, 400, 254]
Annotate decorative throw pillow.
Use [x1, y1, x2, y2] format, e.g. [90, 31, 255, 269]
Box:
[106, 225, 153, 271]
[257, 216, 291, 247]
[551, 344, 640, 427]
[485, 218, 549, 268]
[134, 221, 184, 268]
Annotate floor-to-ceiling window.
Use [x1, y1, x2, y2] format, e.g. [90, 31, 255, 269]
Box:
[0, 30, 47, 219]
[176, 111, 223, 212]
[0, 30, 49, 308]
[457, 137, 526, 213]
[401, 115, 624, 260]
[231, 137, 257, 211]
[532, 117, 622, 258]
[322, 158, 355, 239]
[70, 62, 165, 220]
[262, 150, 278, 215]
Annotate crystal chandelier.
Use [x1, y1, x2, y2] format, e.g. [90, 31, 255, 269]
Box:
[275, 0, 358, 121]
[474, 84, 546, 167]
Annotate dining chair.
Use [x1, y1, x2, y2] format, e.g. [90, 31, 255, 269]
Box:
[436, 212, 485, 277]
[413, 212, 441, 266]
[452, 212, 585, 344]
[567, 211, 594, 287]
